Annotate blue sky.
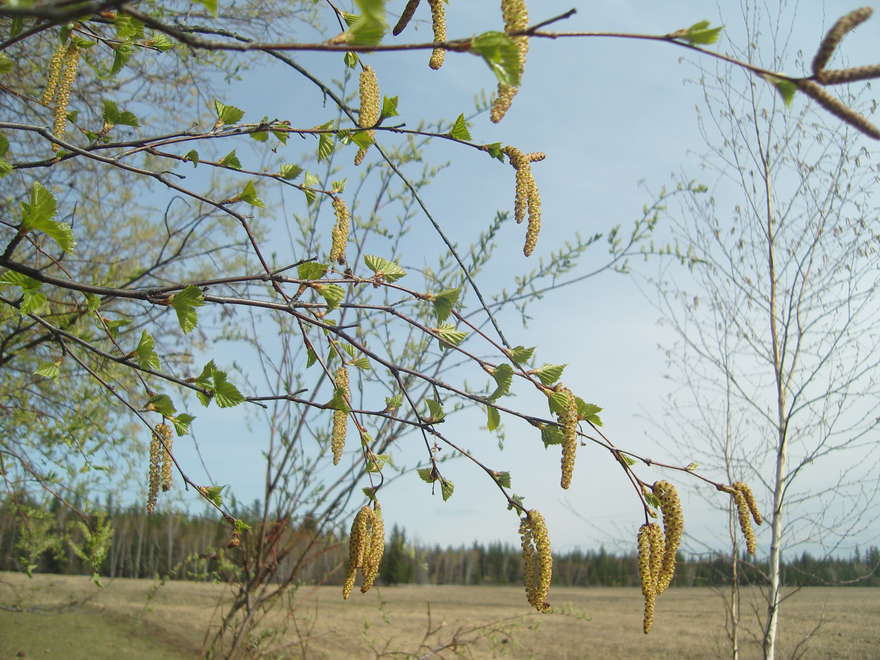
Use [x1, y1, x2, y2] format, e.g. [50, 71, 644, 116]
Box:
[164, 1, 880, 557]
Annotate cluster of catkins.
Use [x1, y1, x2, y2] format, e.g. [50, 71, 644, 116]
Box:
[330, 366, 350, 465]
[798, 7, 880, 139]
[502, 146, 544, 256]
[41, 39, 80, 150]
[147, 423, 174, 513]
[343, 502, 385, 598]
[720, 481, 763, 555]
[637, 481, 683, 633]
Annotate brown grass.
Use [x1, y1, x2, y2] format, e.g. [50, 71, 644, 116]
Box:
[1, 572, 878, 658]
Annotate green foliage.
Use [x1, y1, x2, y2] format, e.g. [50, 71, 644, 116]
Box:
[431, 288, 460, 323]
[195, 361, 245, 408]
[681, 21, 724, 45]
[170, 285, 204, 334]
[345, 0, 387, 46]
[470, 31, 522, 86]
[21, 182, 74, 253]
[364, 255, 406, 282]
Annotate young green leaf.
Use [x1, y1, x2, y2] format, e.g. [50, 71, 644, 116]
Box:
[434, 324, 468, 348]
[34, 360, 61, 380]
[380, 96, 399, 120]
[507, 345, 535, 365]
[683, 20, 724, 45]
[327, 384, 351, 413]
[493, 471, 511, 488]
[486, 142, 505, 162]
[306, 347, 318, 368]
[317, 283, 345, 310]
[21, 182, 75, 253]
[486, 404, 501, 431]
[575, 397, 603, 426]
[239, 180, 264, 208]
[470, 31, 522, 87]
[195, 360, 245, 408]
[541, 424, 564, 447]
[350, 356, 371, 370]
[213, 99, 244, 125]
[488, 363, 514, 401]
[449, 113, 472, 141]
[297, 262, 328, 280]
[184, 150, 199, 167]
[219, 150, 242, 169]
[135, 330, 160, 370]
[170, 413, 195, 436]
[170, 285, 204, 334]
[366, 453, 390, 472]
[317, 133, 335, 161]
[533, 363, 565, 386]
[547, 390, 570, 416]
[346, 0, 387, 46]
[363, 255, 406, 282]
[431, 287, 460, 322]
[101, 99, 139, 127]
[440, 478, 454, 501]
[417, 467, 437, 483]
[425, 398, 445, 422]
[385, 393, 402, 411]
[763, 74, 798, 107]
[0, 270, 40, 290]
[344, 50, 359, 68]
[279, 163, 303, 180]
[146, 393, 176, 417]
[20, 291, 47, 314]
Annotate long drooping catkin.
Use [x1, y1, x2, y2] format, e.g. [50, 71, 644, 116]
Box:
[811, 7, 873, 75]
[558, 387, 578, 489]
[731, 488, 757, 554]
[732, 481, 763, 525]
[637, 523, 663, 633]
[519, 509, 551, 611]
[147, 427, 161, 513]
[155, 423, 173, 492]
[502, 146, 544, 255]
[797, 80, 880, 140]
[331, 366, 349, 465]
[816, 64, 880, 85]
[41, 42, 67, 106]
[329, 196, 350, 264]
[652, 481, 683, 594]
[355, 66, 381, 165]
[360, 502, 385, 592]
[491, 0, 529, 123]
[50, 43, 80, 149]
[343, 502, 385, 598]
[427, 0, 446, 70]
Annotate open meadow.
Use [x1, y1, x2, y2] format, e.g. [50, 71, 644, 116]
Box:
[0, 573, 877, 658]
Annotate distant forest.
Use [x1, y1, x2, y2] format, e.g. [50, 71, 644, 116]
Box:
[2, 498, 878, 588]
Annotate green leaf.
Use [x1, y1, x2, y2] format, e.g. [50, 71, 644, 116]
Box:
[146, 394, 176, 417]
[425, 398, 445, 422]
[135, 330, 160, 370]
[302, 171, 320, 205]
[470, 31, 522, 87]
[547, 390, 570, 416]
[344, 51, 359, 68]
[101, 99, 139, 127]
[20, 290, 47, 314]
[239, 180, 264, 208]
[620, 454, 636, 467]
[683, 20, 723, 45]
[346, 0, 387, 46]
[170, 413, 194, 436]
[109, 43, 133, 76]
[440, 478, 454, 501]
[366, 453, 390, 472]
[170, 285, 204, 334]
[0, 159, 11, 179]
[541, 424, 564, 447]
[213, 99, 243, 124]
[431, 287, 460, 323]
[575, 397, 602, 426]
[763, 75, 798, 107]
[0, 53, 12, 74]
[385, 393, 402, 411]
[488, 363, 513, 401]
[297, 262, 328, 280]
[219, 150, 242, 169]
[350, 131, 374, 149]
[327, 384, 351, 413]
[350, 356, 371, 370]
[202, 485, 224, 507]
[21, 182, 75, 253]
[434, 323, 468, 349]
[533, 363, 565, 386]
[380, 96, 398, 120]
[249, 129, 268, 142]
[494, 471, 511, 488]
[449, 113, 471, 141]
[184, 150, 199, 167]
[317, 283, 345, 310]
[486, 142, 505, 162]
[279, 163, 303, 180]
[0, 270, 40, 290]
[417, 467, 437, 483]
[508, 345, 535, 365]
[195, 361, 245, 408]
[306, 347, 318, 367]
[34, 360, 61, 380]
[317, 133, 335, 161]
[486, 404, 500, 431]
[644, 492, 661, 510]
[0, 134, 9, 158]
[363, 255, 406, 282]
[150, 33, 174, 52]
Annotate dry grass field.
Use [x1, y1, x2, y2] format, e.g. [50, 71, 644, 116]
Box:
[0, 572, 877, 658]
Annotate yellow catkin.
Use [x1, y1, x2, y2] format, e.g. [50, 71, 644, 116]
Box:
[41, 42, 67, 105]
[817, 64, 880, 85]
[796, 80, 880, 140]
[558, 387, 577, 489]
[502, 146, 529, 223]
[393, 0, 421, 36]
[360, 502, 385, 593]
[519, 509, 551, 611]
[343, 506, 372, 599]
[329, 197, 350, 264]
[523, 172, 541, 257]
[331, 366, 349, 465]
[652, 481, 682, 594]
[811, 7, 873, 75]
[51, 43, 80, 150]
[731, 488, 757, 554]
[147, 428, 161, 514]
[637, 523, 662, 634]
[491, 0, 529, 123]
[155, 423, 173, 492]
[427, 0, 446, 70]
[732, 481, 763, 525]
[355, 66, 381, 165]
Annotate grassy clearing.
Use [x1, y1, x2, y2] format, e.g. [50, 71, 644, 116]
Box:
[1, 572, 877, 658]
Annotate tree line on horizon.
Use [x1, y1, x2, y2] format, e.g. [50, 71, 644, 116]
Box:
[2, 498, 878, 589]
